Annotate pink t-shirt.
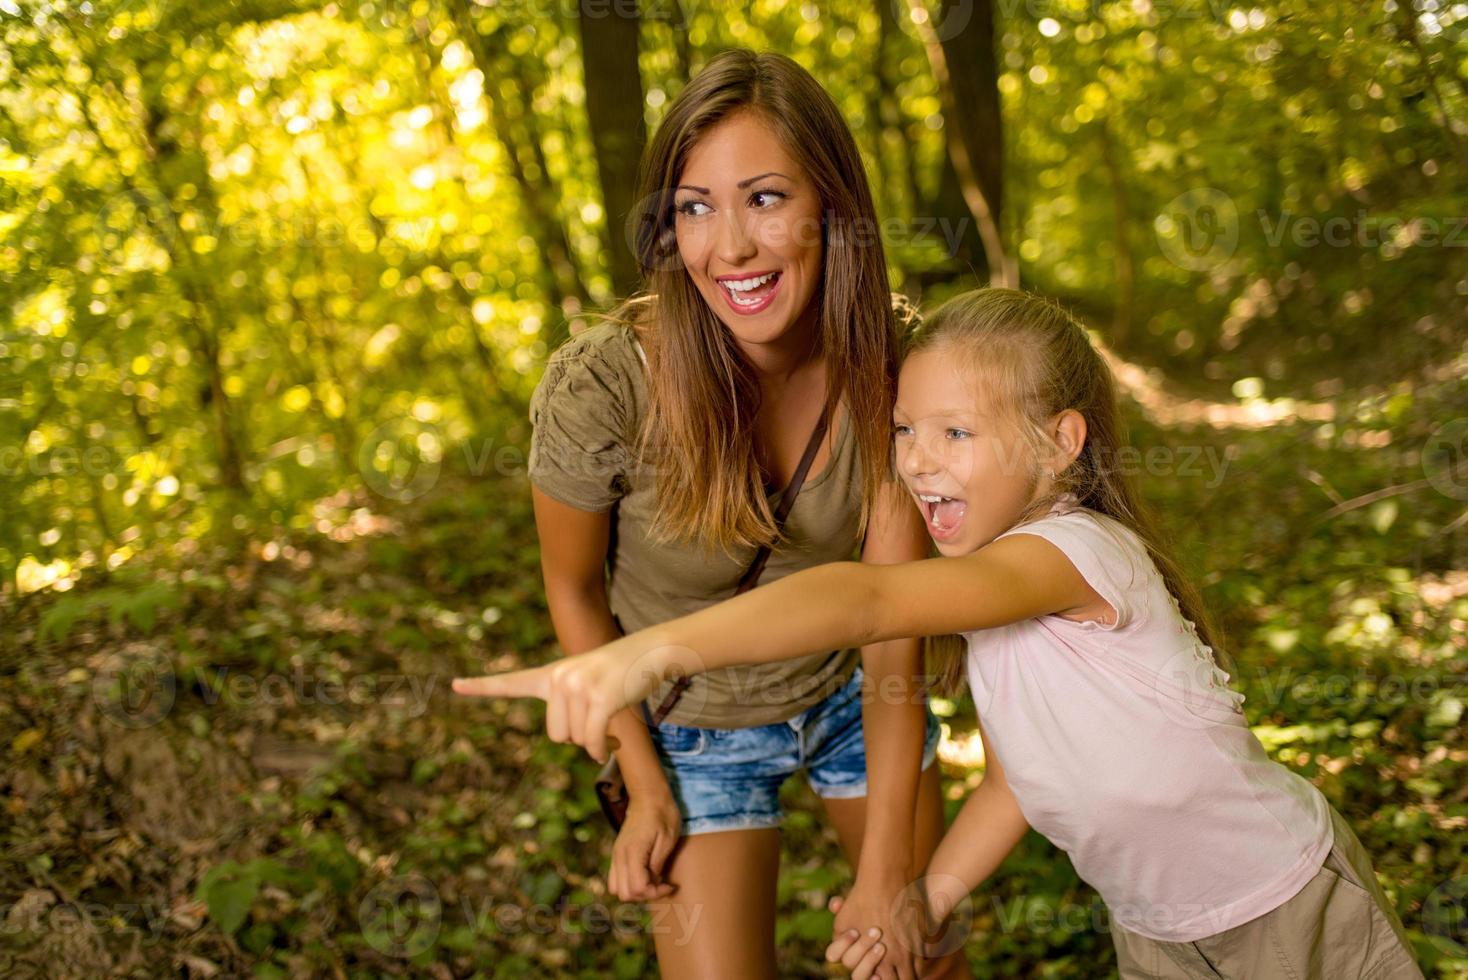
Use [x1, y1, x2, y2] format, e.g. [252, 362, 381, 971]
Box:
[963, 501, 1332, 942]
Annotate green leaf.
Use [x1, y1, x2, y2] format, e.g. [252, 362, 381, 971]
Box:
[197, 862, 261, 936]
[38, 595, 91, 644]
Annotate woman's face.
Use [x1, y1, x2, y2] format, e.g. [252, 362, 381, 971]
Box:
[672, 111, 825, 348]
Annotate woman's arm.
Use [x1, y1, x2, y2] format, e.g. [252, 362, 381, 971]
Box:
[529, 488, 680, 901]
[837, 482, 937, 979]
[455, 529, 1103, 761]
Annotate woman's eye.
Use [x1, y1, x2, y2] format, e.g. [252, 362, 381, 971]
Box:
[946, 428, 971, 440]
[893, 423, 912, 437]
[749, 189, 786, 208]
[675, 200, 710, 217]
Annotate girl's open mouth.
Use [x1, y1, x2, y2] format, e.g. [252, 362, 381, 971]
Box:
[717, 270, 782, 315]
[917, 493, 967, 542]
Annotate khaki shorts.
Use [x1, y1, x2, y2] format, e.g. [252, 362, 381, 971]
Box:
[1109, 805, 1423, 979]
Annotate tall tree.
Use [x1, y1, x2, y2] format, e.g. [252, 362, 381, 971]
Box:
[578, 0, 648, 297]
[907, 0, 1013, 287]
[448, 0, 591, 350]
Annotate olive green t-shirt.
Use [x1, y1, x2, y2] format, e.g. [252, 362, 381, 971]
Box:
[527, 320, 864, 728]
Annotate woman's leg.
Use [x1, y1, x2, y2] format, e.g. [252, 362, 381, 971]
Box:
[646, 827, 781, 980]
[821, 763, 975, 979]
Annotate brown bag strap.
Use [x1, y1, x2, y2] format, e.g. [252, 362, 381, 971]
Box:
[647, 409, 831, 725]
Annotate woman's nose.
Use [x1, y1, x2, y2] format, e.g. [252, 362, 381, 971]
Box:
[714, 209, 758, 265]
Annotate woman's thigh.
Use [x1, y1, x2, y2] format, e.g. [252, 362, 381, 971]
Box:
[647, 827, 781, 980]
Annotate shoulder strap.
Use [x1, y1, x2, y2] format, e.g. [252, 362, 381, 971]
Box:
[734, 409, 830, 595]
[648, 409, 830, 724]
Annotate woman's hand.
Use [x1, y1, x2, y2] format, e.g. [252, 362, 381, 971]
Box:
[452, 637, 689, 763]
[609, 792, 682, 902]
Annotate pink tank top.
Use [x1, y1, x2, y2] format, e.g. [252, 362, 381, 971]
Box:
[964, 500, 1332, 941]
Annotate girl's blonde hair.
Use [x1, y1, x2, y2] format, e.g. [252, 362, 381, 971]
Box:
[912, 288, 1225, 694]
[611, 48, 901, 553]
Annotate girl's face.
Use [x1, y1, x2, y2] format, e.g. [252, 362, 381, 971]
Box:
[673, 111, 825, 348]
[893, 349, 1042, 556]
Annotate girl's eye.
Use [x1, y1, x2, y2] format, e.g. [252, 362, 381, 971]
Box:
[675, 200, 710, 218]
[893, 423, 912, 437]
[946, 428, 971, 440]
[749, 189, 786, 208]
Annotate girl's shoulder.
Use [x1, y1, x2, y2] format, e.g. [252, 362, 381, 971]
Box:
[999, 503, 1157, 631]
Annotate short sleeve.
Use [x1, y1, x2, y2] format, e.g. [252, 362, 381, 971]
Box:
[527, 328, 638, 512]
[1000, 511, 1147, 630]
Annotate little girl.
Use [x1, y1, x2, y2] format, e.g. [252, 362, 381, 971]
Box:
[456, 288, 1424, 979]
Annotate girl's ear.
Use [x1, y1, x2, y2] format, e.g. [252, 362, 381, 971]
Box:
[1051, 409, 1087, 471]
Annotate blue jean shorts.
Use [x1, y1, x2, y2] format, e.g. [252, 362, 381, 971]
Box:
[646, 666, 943, 836]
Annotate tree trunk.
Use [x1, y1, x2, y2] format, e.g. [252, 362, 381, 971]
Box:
[579, 0, 648, 297]
[447, 0, 590, 349]
[1097, 115, 1134, 347]
[910, 0, 1013, 287]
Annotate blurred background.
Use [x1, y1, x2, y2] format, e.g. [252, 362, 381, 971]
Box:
[1, 0, 1465, 976]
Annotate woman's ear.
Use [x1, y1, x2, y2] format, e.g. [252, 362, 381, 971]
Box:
[1051, 409, 1087, 471]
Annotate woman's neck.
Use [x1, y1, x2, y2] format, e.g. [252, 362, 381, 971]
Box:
[736, 305, 822, 389]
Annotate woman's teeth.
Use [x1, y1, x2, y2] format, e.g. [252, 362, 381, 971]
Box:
[722, 272, 778, 306]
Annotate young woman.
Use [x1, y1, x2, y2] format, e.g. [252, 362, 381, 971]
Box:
[460, 288, 1425, 980]
[502, 49, 969, 980]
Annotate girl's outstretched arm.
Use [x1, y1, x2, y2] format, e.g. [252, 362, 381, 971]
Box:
[454, 531, 1104, 762]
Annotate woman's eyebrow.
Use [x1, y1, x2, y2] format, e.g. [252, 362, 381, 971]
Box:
[675, 172, 792, 194]
[737, 171, 789, 188]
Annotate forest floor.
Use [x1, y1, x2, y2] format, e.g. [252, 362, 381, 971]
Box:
[2, 356, 1466, 979]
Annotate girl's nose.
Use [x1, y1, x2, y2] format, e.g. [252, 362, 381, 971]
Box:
[900, 438, 937, 478]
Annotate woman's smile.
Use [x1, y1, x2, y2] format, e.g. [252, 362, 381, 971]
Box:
[715, 269, 783, 315]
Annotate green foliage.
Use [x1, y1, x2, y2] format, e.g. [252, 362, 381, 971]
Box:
[2, 0, 1463, 976]
[38, 578, 182, 642]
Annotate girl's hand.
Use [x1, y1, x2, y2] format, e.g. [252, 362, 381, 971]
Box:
[830, 878, 970, 976]
[609, 793, 682, 902]
[451, 639, 689, 763]
[824, 916, 891, 980]
[827, 884, 922, 980]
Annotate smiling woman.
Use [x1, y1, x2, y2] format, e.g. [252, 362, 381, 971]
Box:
[493, 48, 971, 980]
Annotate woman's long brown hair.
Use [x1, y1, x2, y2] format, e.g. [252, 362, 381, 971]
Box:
[613, 49, 900, 554]
[910, 289, 1226, 695]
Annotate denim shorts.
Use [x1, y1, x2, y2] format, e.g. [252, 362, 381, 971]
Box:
[646, 666, 943, 836]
